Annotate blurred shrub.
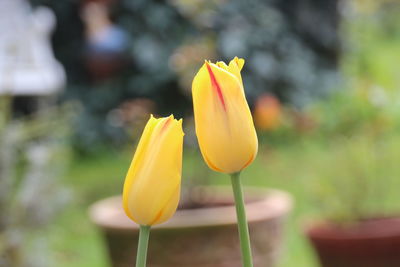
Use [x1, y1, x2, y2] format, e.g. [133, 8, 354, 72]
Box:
[31, 0, 341, 151]
[0, 98, 72, 267]
[30, 0, 193, 151]
[254, 78, 400, 150]
[343, 0, 400, 92]
[172, 0, 341, 105]
[308, 133, 400, 223]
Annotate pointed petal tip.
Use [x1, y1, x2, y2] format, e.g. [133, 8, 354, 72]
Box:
[169, 115, 183, 128]
[235, 57, 245, 69]
[172, 117, 184, 135]
[175, 118, 183, 129]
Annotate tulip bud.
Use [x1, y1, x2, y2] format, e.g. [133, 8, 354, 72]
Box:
[192, 57, 258, 174]
[123, 115, 184, 226]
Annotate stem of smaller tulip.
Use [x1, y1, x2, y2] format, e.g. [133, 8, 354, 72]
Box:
[230, 172, 254, 267]
[136, 225, 151, 267]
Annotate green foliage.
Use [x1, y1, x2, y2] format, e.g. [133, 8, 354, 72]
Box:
[172, 0, 340, 105]
[0, 99, 73, 267]
[308, 134, 400, 223]
[30, 0, 341, 151]
[30, 0, 193, 151]
[296, 0, 400, 223]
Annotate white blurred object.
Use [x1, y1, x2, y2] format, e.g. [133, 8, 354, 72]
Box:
[0, 0, 65, 96]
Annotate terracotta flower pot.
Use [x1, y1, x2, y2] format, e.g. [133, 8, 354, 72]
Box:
[306, 217, 400, 267]
[89, 187, 292, 267]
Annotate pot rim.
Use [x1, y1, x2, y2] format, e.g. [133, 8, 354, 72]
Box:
[305, 217, 400, 240]
[89, 186, 292, 231]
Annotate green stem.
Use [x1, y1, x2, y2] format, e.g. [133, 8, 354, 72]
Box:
[230, 172, 254, 267]
[136, 225, 151, 267]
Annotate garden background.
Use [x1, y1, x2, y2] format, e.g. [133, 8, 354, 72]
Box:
[1, 0, 400, 266]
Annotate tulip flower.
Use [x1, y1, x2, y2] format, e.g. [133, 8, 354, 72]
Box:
[192, 57, 258, 174]
[122, 114, 184, 267]
[192, 57, 258, 267]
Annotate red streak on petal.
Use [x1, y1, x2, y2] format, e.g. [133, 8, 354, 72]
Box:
[206, 63, 227, 111]
[161, 117, 172, 133]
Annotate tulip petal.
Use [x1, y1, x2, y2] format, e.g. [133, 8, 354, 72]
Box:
[216, 61, 229, 70]
[192, 59, 258, 174]
[123, 115, 159, 221]
[228, 57, 245, 85]
[123, 116, 184, 225]
[150, 184, 180, 225]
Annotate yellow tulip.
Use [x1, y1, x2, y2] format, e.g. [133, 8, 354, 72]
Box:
[192, 57, 258, 174]
[123, 115, 184, 226]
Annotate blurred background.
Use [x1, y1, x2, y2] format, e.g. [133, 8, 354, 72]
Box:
[1, 0, 400, 266]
